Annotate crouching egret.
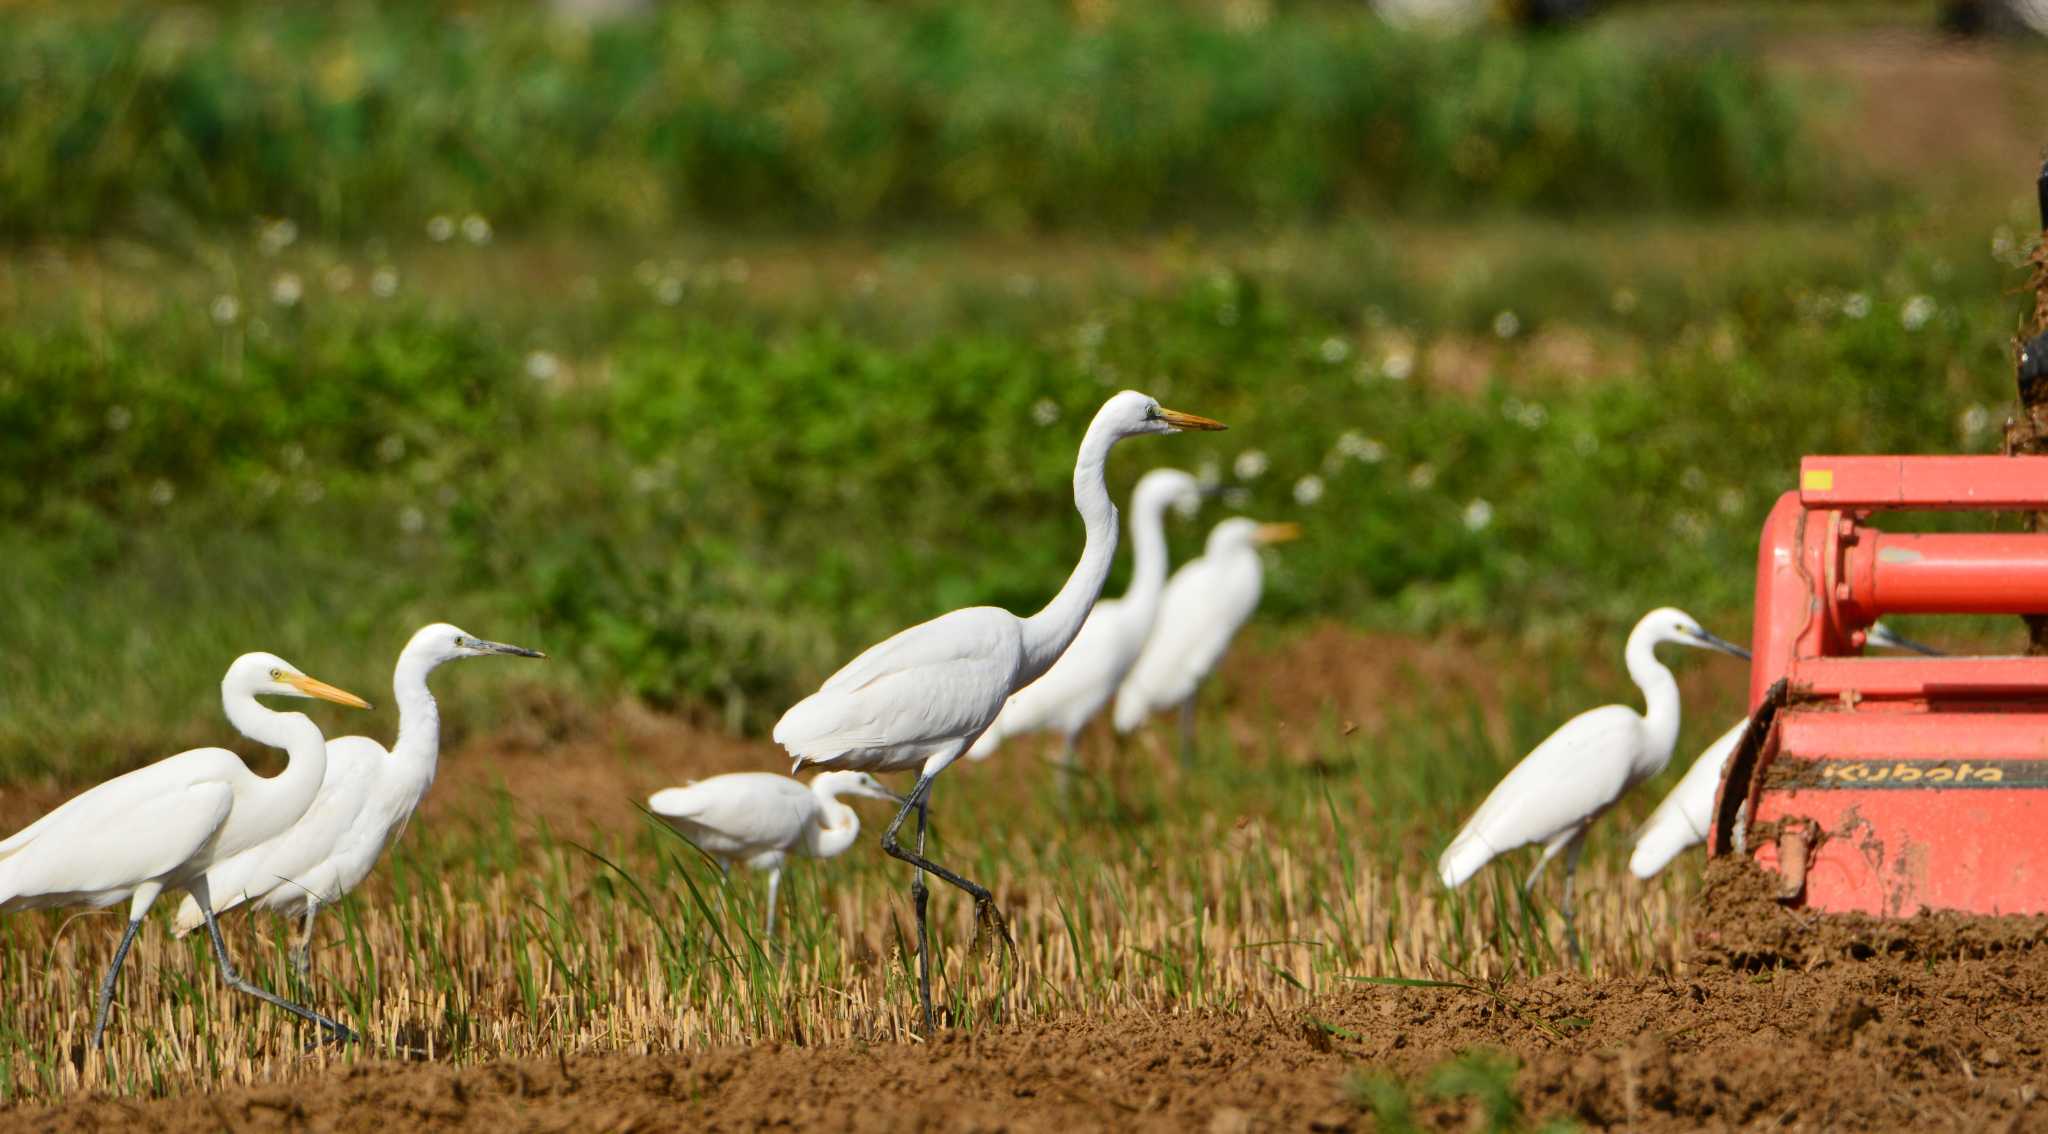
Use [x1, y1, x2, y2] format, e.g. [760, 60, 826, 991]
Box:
[967, 467, 1204, 779]
[1113, 517, 1300, 762]
[1628, 621, 1940, 880]
[773, 390, 1224, 1031]
[171, 624, 543, 972]
[1436, 608, 1749, 960]
[0, 653, 369, 1047]
[649, 771, 902, 936]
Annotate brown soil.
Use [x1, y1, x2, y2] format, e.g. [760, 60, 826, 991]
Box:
[24, 865, 2048, 1132]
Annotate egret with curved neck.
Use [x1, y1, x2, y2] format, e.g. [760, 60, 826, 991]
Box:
[171, 623, 543, 972]
[1436, 607, 1749, 961]
[0, 652, 370, 1047]
[968, 468, 1204, 772]
[649, 770, 903, 937]
[773, 390, 1224, 1031]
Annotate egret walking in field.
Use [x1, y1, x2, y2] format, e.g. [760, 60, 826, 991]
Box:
[1112, 517, 1299, 762]
[1627, 621, 1939, 880]
[773, 390, 1224, 1031]
[1436, 608, 1749, 959]
[170, 624, 543, 971]
[649, 771, 903, 937]
[967, 467, 1204, 778]
[0, 653, 369, 1047]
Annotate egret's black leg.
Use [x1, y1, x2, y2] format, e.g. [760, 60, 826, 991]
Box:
[90, 917, 145, 1050]
[1055, 734, 1080, 806]
[912, 794, 930, 1030]
[288, 902, 319, 980]
[880, 772, 1011, 1033]
[196, 889, 354, 1044]
[1558, 833, 1588, 967]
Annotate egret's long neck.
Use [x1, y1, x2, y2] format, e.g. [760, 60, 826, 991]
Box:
[389, 642, 446, 793]
[1625, 630, 1682, 772]
[1116, 488, 1175, 626]
[1017, 414, 1122, 681]
[801, 793, 862, 860]
[223, 691, 329, 822]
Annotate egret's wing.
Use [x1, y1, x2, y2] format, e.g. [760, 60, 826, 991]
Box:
[649, 773, 816, 851]
[1115, 551, 1261, 728]
[976, 600, 1136, 754]
[776, 608, 1021, 761]
[0, 769, 235, 908]
[1439, 705, 1644, 887]
[176, 736, 385, 931]
[1629, 719, 1745, 880]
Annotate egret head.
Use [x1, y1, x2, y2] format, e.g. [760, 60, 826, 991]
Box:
[406, 622, 547, 666]
[1131, 468, 1204, 517]
[1637, 607, 1750, 660]
[1868, 621, 1943, 656]
[1206, 517, 1302, 554]
[225, 652, 372, 709]
[1098, 390, 1227, 438]
[811, 770, 905, 804]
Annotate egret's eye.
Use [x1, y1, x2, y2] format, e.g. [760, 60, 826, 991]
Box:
[268, 668, 283, 681]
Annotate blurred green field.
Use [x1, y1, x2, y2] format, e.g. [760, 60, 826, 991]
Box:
[2, 0, 2047, 1109]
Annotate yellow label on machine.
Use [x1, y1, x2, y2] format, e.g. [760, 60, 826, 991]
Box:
[1802, 468, 1834, 492]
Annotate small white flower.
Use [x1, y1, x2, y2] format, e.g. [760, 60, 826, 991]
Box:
[1222, 486, 1251, 509]
[377, 435, 407, 463]
[1031, 398, 1060, 427]
[106, 406, 131, 432]
[1462, 498, 1493, 531]
[298, 481, 326, 504]
[1318, 336, 1351, 365]
[1197, 459, 1222, 488]
[1611, 287, 1638, 315]
[1407, 463, 1437, 490]
[1901, 295, 1936, 332]
[370, 267, 400, 298]
[325, 265, 355, 293]
[398, 506, 425, 534]
[1382, 346, 1415, 382]
[1335, 431, 1387, 464]
[1574, 431, 1599, 456]
[1492, 310, 1521, 339]
[1076, 320, 1107, 351]
[426, 215, 455, 242]
[1718, 487, 1746, 516]
[1842, 292, 1871, 320]
[1672, 510, 1707, 544]
[282, 443, 306, 470]
[655, 277, 684, 306]
[1292, 474, 1325, 505]
[1171, 493, 1201, 520]
[460, 214, 492, 244]
[1960, 404, 1992, 440]
[210, 295, 241, 325]
[525, 351, 562, 382]
[1233, 450, 1269, 480]
[1993, 226, 2020, 265]
[1216, 301, 1239, 327]
[257, 218, 298, 256]
[630, 467, 663, 494]
[269, 272, 303, 308]
[148, 479, 175, 507]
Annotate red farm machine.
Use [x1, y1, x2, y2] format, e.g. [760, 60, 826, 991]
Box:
[1709, 456, 2048, 916]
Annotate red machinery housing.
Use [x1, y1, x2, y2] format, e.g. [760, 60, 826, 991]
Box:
[1710, 455, 2048, 916]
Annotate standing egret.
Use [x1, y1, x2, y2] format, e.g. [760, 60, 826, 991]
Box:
[0, 653, 370, 1047]
[966, 467, 1204, 779]
[1627, 621, 1940, 880]
[170, 624, 543, 971]
[1436, 608, 1749, 958]
[1112, 517, 1300, 762]
[648, 771, 903, 937]
[773, 390, 1224, 1031]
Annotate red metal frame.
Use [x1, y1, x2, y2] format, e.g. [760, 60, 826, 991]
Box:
[1714, 455, 2048, 916]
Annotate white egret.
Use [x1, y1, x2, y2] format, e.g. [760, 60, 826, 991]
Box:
[773, 390, 1224, 1031]
[1436, 608, 1749, 958]
[0, 653, 370, 1047]
[170, 624, 543, 971]
[966, 467, 1204, 777]
[648, 770, 903, 937]
[1112, 516, 1300, 761]
[1627, 621, 1939, 880]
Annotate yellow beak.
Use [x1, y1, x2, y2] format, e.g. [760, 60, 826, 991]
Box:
[282, 672, 372, 709]
[1157, 408, 1227, 432]
[1255, 522, 1302, 544]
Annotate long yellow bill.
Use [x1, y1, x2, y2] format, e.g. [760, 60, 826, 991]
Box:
[283, 672, 372, 709]
[1255, 522, 1303, 544]
[1158, 408, 1227, 432]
